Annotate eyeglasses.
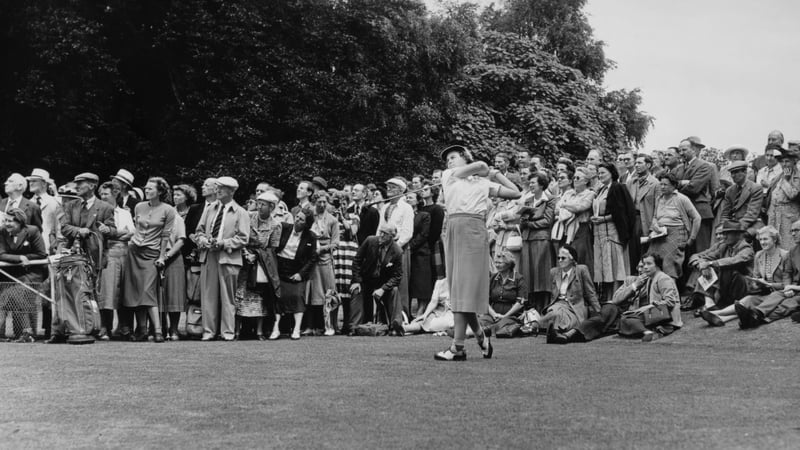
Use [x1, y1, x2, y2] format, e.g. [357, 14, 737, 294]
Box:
[791, 229, 800, 233]
[557, 256, 568, 260]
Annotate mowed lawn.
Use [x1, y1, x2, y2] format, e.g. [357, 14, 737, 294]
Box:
[1, 314, 799, 449]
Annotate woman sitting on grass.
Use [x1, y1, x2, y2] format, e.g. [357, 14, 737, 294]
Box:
[477, 250, 528, 336]
[402, 278, 453, 335]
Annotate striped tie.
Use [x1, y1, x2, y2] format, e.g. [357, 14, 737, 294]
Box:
[211, 207, 224, 237]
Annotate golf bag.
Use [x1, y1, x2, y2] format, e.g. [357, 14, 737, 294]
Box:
[52, 234, 102, 344]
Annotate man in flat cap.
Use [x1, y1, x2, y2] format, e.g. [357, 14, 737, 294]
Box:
[195, 176, 250, 341]
[719, 160, 763, 238]
[49, 172, 116, 343]
[0, 173, 43, 231]
[377, 177, 414, 316]
[60, 172, 117, 263]
[678, 136, 719, 253]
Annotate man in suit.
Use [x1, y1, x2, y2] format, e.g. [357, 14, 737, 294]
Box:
[109, 169, 137, 212]
[616, 151, 636, 185]
[627, 154, 660, 257]
[678, 136, 718, 253]
[60, 172, 116, 266]
[347, 183, 379, 244]
[662, 146, 685, 179]
[290, 181, 314, 216]
[687, 220, 753, 312]
[720, 160, 763, 237]
[494, 152, 521, 188]
[348, 223, 405, 336]
[195, 176, 249, 341]
[0, 173, 43, 231]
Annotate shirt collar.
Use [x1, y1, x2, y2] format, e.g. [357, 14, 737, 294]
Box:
[84, 195, 96, 208]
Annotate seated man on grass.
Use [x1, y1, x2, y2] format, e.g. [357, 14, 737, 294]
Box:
[685, 219, 753, 313]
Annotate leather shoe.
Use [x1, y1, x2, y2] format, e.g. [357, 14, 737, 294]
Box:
[391, 320, 405, 337]
[700, 310, 724, 327]
[480, 328, 493, 358]
[546, 324, 559, 344]
[45, 335, 66, 344]
[434, 346, 466, 361]
[153, 333, 165, 343]
[735, 302, 755, 329]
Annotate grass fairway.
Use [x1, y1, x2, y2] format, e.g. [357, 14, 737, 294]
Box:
[1, 314, 799, 449]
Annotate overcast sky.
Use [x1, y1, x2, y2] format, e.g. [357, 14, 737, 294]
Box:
[426, 0, 800, 155]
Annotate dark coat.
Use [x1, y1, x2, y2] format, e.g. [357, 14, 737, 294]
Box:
[0, 197, 43, 231]
[409, 211, 431, 257]
[0, 225, 48, 281]
[182, 202, 207, 262]
[352, 236, 403, 292]
[276, 222, 317, 281]
[348, 202, 380, 245]
[680, 157, 717, 219]
[721, 180, 764, 229]
[421, 203, 445, 250]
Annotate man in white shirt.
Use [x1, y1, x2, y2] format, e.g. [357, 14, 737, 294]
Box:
[377, 178, 414, 316]
[25, 169, 60, 253]
[0, 173, 43, 230]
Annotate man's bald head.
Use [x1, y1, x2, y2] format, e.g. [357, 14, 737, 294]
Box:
[768, 130, 785, 146]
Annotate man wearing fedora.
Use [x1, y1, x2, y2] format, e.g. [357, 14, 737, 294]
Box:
[0, 173, 43, 231]
[110, 169, 137, 212]
[26, 169, 61, 254]
[720, 159, 763, 238]
[194, 176, 249, 341]
[687, 219, 753, 312]
[678, 136, 719, 253]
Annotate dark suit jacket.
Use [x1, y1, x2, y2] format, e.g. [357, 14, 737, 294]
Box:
[352, 236, 403, 292]
[720, 180, 763, 229]
[548, 265, 599, 323]
[665, 163, 685, 180]
[0, 197, 43, 231]
[61, 197, 116, 266]
[409, 211, 431, 257]
[348, 202, 379, 245]
[182, 202, 207, 261]
[680, 157, 716, 219]
[0, 225, 48, 281]
[276, 222, 317, 281]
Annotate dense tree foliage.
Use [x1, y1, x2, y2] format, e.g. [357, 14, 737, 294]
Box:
[0, 0, 652, 199]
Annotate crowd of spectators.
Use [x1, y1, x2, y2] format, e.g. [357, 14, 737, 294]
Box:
[2, 130, 800, 347]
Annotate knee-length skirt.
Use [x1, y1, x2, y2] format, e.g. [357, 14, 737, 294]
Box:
[521, 239, 554, 293]
[235, 263, 266, 317]
[163, 254, 186, 313]
[593, 222, 629, 283]
[445, 214, 490, 313]
[121, 244, 159, 308]
[410, 252, 433, 299]
[306, 261, 336, 306]
[98, 242, 128, 310]
[277, 280, 306, 315]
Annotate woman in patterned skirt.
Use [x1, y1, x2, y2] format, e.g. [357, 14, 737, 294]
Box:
[235, 192, 282, 340]
[435, 145, 520, 361]
[591, 162, 636, 302]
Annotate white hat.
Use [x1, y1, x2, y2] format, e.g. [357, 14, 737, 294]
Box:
[111, 169, 135, 187]
[257, 192, 279, 204]
[26, 168, 52, 183]
[386, 177, 407, 192]
[217, 176, 239, 189]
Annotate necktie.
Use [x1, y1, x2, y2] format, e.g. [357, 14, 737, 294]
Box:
[211, 206, 225, 237]
[35, 196, 42, 207]
[384, 203, 396, 221]
[82, 200, 88, 210]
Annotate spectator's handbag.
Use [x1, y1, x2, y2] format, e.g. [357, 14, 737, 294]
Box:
[519, 308, 541, 335]
[505, 226, 523, 252]
[642, 304, 671, 327]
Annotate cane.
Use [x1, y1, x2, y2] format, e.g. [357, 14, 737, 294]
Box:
[157, 265, 167, 337]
